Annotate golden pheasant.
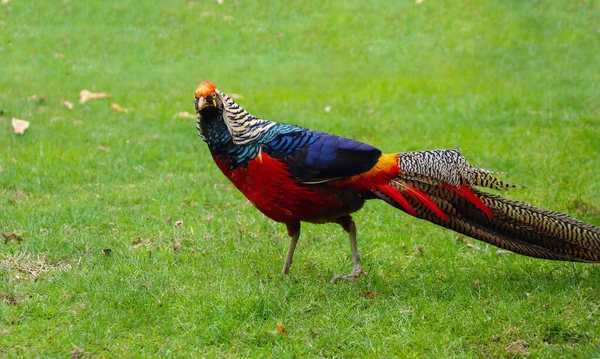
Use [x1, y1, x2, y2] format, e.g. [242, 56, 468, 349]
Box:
[194, 80, 600, 281]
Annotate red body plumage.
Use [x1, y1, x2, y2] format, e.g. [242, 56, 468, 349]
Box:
[214, 153, 374, 224]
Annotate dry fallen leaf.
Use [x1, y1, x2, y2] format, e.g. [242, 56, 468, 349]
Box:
[27, 94, 47, 102]
[12, 118, 30, 135]
[175, 220, 183, 228]
[79, 90, 110, 103]
[172, 243, 182, 251]
[110, 103, 128, 113]
[0, 292, 18, 306]
[506, 339, 529, 355]
[2, 232, 24, 244]
[276, 323, 287, 335]
[61, 100, 74, 110]
[174, 111, 196, 120]
[360, 291, 380, 299]
[98, 145, 109, 152]
[102, 248, 112, 256]
[466, 242, 481, 251]
[71, 346, 84, 359]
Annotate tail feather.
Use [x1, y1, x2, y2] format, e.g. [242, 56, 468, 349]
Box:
[374, 149, 600, 263]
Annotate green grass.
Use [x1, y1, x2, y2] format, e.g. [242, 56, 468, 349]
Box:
[1, 0, 600, 357]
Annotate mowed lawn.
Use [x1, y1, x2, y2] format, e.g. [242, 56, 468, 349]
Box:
[1, 0, 599, 357]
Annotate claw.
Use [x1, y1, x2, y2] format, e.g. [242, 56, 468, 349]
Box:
[330, 265, 367, 283]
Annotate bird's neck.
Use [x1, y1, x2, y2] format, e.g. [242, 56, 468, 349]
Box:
[199, 114, 234, 156]
[197, 99, 266, 168]
[218, 92, 278, 146]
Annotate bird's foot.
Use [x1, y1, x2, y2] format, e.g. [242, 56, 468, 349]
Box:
[330, 265, 367, 283]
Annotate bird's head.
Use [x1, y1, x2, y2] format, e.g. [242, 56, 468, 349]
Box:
[194, 80, 265, 145]
[194, 80, 223, 116]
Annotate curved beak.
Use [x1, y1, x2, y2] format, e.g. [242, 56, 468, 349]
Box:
[194, 96, 219, 113]
[194, 97, 207, 113]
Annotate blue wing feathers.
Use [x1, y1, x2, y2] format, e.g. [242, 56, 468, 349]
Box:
[217, 119, 381, 182]
[265, 127, 382, 182]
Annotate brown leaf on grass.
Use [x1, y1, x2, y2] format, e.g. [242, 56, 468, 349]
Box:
[98, 145, 110, 152]
[110, 103, 129, 113]
[0, 291, 18, 306]
[276, 323, 287, 335]
[360, 291, 380, 299]
[27, 94, 47, 102]
[12, 118, 30, 135]
[506, 339, 529, 355]
[174, 111, 196, 120]
[175, 220, 183, 228]
[71, 346, 84, 359]
[132, 237, 154, 249]
[140, 134, 159, 141]
[172, 243, 182, 251]
[415, 244, 425, 255]
[79, 90, 110, 103]
[61, 99, 74, 110]
[102, 248, 112, 256]
[465, 242, 481, 251]
[2, 232, 24, 244]
[13, 189, 28, 202]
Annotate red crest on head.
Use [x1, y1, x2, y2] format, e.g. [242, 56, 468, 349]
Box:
[195, 80, 216, 99]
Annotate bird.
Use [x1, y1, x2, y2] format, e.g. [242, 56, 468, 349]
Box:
[193, 80, 600, 281]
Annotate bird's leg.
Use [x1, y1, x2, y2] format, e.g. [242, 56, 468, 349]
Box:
[282, 222, 301, 275]
[331, 215, 366, 283]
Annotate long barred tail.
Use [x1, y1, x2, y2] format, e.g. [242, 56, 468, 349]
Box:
[373, 149, 600, 262]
